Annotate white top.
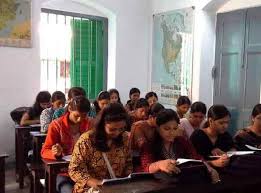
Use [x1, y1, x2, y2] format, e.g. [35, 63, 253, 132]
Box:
[179, 118, 206, 138]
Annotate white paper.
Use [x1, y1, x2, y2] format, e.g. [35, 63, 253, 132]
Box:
[245, 144, 261, 151]
[227, 151, 255, 157]
[176, 158, 202, 165]
[62, 155, 72, 162]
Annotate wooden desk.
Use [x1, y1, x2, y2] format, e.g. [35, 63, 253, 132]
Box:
[0, 154, 9, 193]
[15, 125, 41, 188]
[42, 159, 69, 193]
[30, 132, 47, 163]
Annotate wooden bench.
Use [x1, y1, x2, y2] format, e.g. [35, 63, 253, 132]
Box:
[0, 154, 9, 193]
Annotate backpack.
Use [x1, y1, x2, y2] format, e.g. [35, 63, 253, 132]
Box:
[10, 106, 30, 124]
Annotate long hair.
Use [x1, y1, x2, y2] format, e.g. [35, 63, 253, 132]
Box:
[29, 91, 51, 118]
[108, 88, 122, 104]
[93, 91, 110, 114]
[93, 103, 129, 152]
[152, 109, 180, 160]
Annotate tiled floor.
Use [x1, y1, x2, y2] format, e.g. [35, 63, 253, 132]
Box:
[5, 169, 30, 193]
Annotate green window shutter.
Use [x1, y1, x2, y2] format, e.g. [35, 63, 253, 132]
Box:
[70, 19, 104, 100]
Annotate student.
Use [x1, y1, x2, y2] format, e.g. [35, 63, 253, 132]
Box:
[176, 96, 191, 119]
[91, 91, 110, 117]
[179, 102, 207, 138]
[20, 91, 51, 126]
[234, 104, 261, 150]
[108, 88, 122, 104]
[137, 109, 220, 183]
[145, 91, 158, 108]
[125, 87, 140, 112]
[68, 103, 132, 193]
[41, 96, 92, 193]
[40, 91, 66, 133]
[129, 98, 149, 125]
[53, 87, 86, 119]
[190, 105, 234, 166]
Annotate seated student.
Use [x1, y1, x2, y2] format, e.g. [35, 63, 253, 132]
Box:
[40, 91, 66, 133]
[68, 103, 132, 193]
[129, 98, 149, 125]
[125, 87, 140, 112]
[180, 102, 207, 138]
[108, 88, 122, 104]
[176, 96, 191, 119]
[20, 91, 51, 126]
[41, 96, 92, 193]
[190, 105, 233, 166]
[91, 91, 110, 117]
[137, 109, 220, 183]
[53, 87, 86, 119]
[234, 104, 261, 150]
[145, 91, 158, 108]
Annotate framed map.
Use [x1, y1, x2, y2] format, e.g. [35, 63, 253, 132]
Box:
[0, 0, 31, 48]
[152, 7, 194, 107]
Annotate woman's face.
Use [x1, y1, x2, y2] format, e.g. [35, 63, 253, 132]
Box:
[158, 120, 179, 143]
[252, 114, 261, 130]
[147, 96, 158, 107]
[52, 99, 66, 110]
[110, 93, 119, 104]
[40, 102, 51, 109]
[177, 104, 190, 116]
[105, 120, 126, 139]
[69, 110, 87, 124]
[130, 92, 140, 101]
[98, 99, 109, 110]
[135, 107, 149, 120]
[210, 115, 230, 134]
[189, 112, 205, 127]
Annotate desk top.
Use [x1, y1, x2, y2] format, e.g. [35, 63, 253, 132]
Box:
[15, 124, 41, 129]
[42, 158, 69, 166]
[30, 131, 47, 137]
[0, 154, 9, 158]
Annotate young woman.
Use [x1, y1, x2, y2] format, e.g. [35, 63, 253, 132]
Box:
[129, 98, 149, 125]
[41, 96, 92, 193]
[91, 91, 110, 117]
[145, 91, 158, 108]
[69, 103, 132, 193]
[125, 87, 140, 112]
[176, 96, 191, 119]
[138, 109, 220, 183]
[190, 105, 234, 167]
[108, 88, 122, 104]
[20, 91, 51, 126]
[40, 91, 66, 133]
[53, 87, 86, 119]
[179, 102, 207, 138]
[234, 104, 261, 150]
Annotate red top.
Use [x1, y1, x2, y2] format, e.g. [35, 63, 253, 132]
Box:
[137, 136, 202, 172]
[41, 113, 92, 160]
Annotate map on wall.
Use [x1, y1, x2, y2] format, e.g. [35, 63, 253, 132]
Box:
[152, 7, 194, 107]
[0, 0, 31, 48]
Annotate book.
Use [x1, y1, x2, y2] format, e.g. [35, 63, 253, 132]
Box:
[209, 151, 255, 158]
[62, 155, 72, 162]
[176, 158, 202, 165]
[245, 144, 261, 151]
[101, 172, 154, 185]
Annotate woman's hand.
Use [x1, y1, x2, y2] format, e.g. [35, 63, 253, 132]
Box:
[51, 143, 63, 157]
[211, 148, 225, 156]
[157, 159, 181, 174]
[87, 178, 102, 189]
[211, 154, 230, 167]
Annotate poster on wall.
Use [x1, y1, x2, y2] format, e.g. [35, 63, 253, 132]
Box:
[152, 7, 194, 107]
[0, 0, 32, 48]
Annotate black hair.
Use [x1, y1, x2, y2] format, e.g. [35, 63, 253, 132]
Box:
[108, 88, 122, 104]
[129, 87, 140, 99]
[145, 91, 158, 100]
[29, 91, 51, 118]
[93, 91, 110, 113]
[134, 98, 149, 109]
[68, 96, 90, 113]
[94, 103, 129, 152]
[68, 87, 86, 100]
[252, 104, 261, 118]
[177, 96, 191, 106]
[51, 91, 66, 103]
[190, 101, 207, 115]
[156, 108, 180, 126]
[148, 103, 165, 117]
[204, 105, 231, 128]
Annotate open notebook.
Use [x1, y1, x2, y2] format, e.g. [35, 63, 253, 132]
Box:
[62, 155, 72, 162]
[245, 144, 261, 151]
[209, 151, 255, 158]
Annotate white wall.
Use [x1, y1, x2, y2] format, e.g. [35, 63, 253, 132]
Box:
[218, 0, 261, 13]
[0, 0, 151, 162]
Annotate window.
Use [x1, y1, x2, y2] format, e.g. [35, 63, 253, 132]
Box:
[40, 9, 108, 99]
